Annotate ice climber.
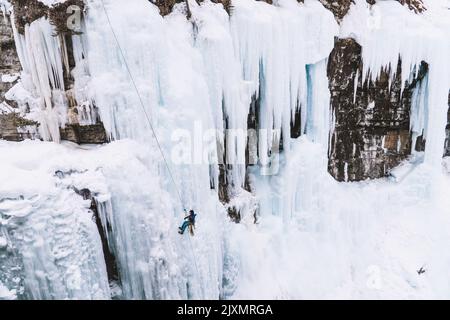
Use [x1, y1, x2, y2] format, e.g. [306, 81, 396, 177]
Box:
[179, 209, 197, 236]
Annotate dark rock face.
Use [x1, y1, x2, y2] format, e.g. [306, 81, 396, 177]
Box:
[318, 0, 353, 21]
[0, 113, 38, 141]
[367, 0, 426, 13]
[397, 0, 426, 13]
[11, 0, 48, 34]
[73, 187, 119, 284]
[60, 124, 109, 144]
[327, 38, 428, 181]
[218, 94, 261, 223]
[0, 11, 21, 104]
[12, 0, 85, 35]
[150, 0, 185, 17]
[319, 0, 426, 23]
[1, 9, 39, 142]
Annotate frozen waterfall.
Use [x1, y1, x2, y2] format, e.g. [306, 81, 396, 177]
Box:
[1, 0, 450, 300]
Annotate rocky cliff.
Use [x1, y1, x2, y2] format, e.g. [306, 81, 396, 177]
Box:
[1, 0, 449, 301]
[327, 38, 429, 181]
[0, 11, 19, 99]
[1, 0, 107, 143]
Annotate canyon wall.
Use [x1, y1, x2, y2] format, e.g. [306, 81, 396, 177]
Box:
[1, 1, 448, 179]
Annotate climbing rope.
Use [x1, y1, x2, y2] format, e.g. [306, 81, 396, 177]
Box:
[99, 0, 202, 290]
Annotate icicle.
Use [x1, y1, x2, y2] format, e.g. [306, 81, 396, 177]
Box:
[423, 55, 450, 166]
[305, 59, 332, 148]
[10, 15, 68, 142]
[353, 70, 359, 104]
[230, 0, 337, 164]
[410, 74, 428, 153]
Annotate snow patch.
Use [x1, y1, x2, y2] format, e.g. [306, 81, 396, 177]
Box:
[0, 282, 16, 300]
[1, 74, 19, 83]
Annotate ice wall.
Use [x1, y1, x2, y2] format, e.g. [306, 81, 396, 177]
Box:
[222, 0, 450, 298]
[0, 141, 110, 300]
[230, 0, 337, 167]
[11, 16, 67, 141]
[79, 0, 340, 299]
[6, 2, 99, 142]
[84, 0, 226, 299]
[2, 0, 450, 300]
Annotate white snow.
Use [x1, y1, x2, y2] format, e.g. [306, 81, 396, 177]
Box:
[228, 137, 450, 299]
[0, 237, 6, 248]
[0, 138, 226, 299]
[0, 282, 16, 300]
[1, 74, 19, 83]
[1, 0, 449, 300]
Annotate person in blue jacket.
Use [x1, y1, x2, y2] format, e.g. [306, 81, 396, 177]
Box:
[179, 210, 197, 235]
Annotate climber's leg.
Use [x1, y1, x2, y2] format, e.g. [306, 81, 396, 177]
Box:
[179, 221, 189, 234]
